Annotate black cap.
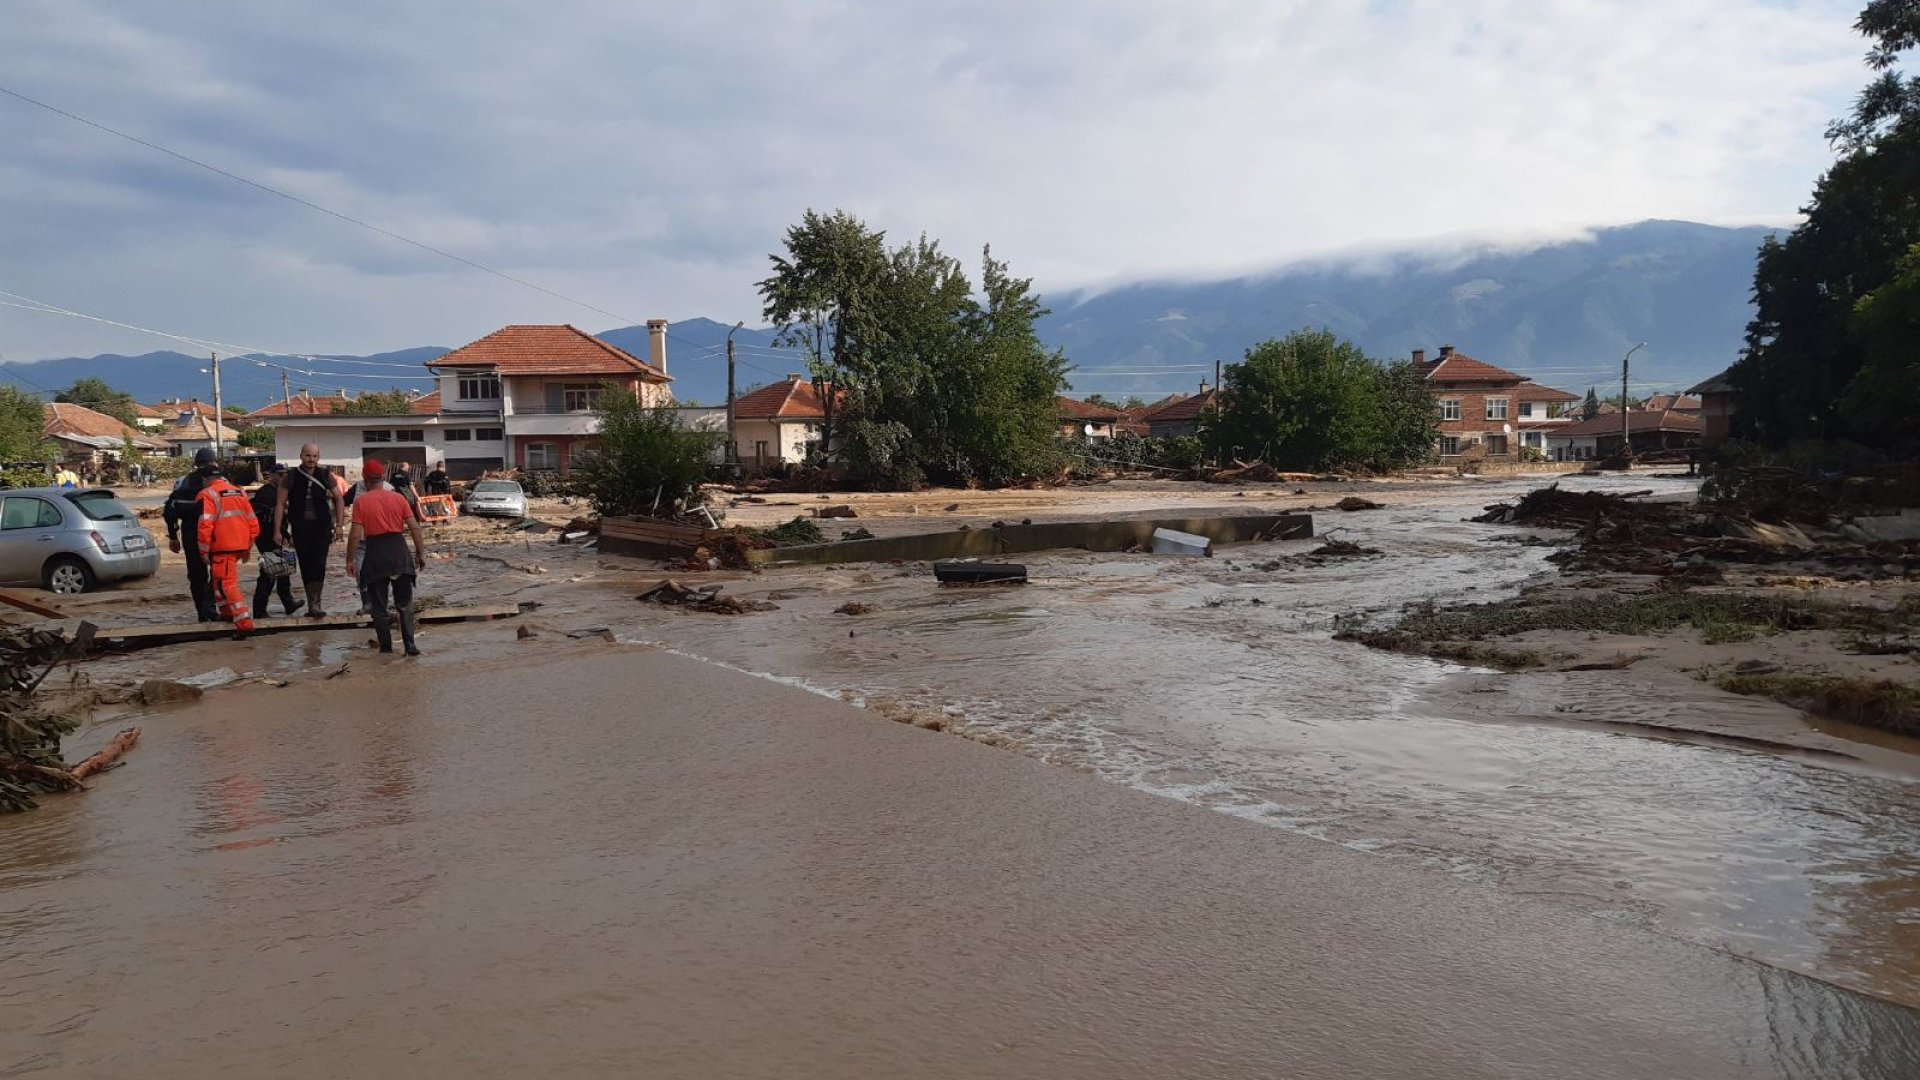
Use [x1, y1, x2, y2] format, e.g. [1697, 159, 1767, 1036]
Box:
[193, 448, 216, 466]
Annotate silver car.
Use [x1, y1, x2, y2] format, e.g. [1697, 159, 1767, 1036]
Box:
[463, 479, 528, 519]
[0, 487, 161, 594]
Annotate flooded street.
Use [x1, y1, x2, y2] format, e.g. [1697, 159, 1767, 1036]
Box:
[633, 475, 1920, 1007]
[5, 473, 1920, 1076]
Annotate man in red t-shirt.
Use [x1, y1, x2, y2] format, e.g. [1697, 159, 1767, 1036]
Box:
[344, 460, 428, 655]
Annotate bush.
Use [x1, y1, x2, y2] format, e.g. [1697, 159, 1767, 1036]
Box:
[576, 396, 721, 518]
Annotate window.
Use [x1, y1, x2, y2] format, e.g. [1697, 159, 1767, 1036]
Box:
[1438, 399, 1461, 421]
[525, 443, 559, 470]
[444, 428, 472, 442]
[1439, 436, 1462, 456]
[562, 383, 604, 412]
[395, 429, 424, 443]
[1485, 435, 1510, 455]
[2, 497, 61, 530]
[1485, 398, 1509, 421]
[362, 430, 393, 444]
[458, 375, 501, 401]
[66, 492, 133, 521]
[474, 427, 503, 441]
[1518, 401, 1534, 418]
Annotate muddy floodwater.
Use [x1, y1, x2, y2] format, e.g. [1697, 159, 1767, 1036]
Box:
[6, 472, 1920, 1076]
[632, 475, 1920, 1008]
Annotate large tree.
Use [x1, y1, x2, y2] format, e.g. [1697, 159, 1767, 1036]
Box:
[1734, 1, 1920, 448]
[0, 387, 52, 463]
[759, 213, 1068, 487]
[1201, 329, 1435, 472]
[54, 377, 140, 427]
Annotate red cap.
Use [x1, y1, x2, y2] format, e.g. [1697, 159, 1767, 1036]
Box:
[362, 459, 386, 480]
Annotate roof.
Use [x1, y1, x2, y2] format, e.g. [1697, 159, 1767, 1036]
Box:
[1688, 368, 1738, 396]
[410, 390, 442, 414]
[43, 402, 151, 441]
[426, 324, 669, 380]
[161, 415, 239, 444]
[243, 394, 355, 419]
[1142, 390, 1218, 425]
[1642, 393, 1702, 411]
[1419, 351, 1527, 385]
[1550, 409, 1703, 438]
[1057, 396, 1126, 422]
[130, 401, 169, 419]
[733, 377, 829, 421]
[1514, 383, 1581, 404]
[146, 399, 220, 420]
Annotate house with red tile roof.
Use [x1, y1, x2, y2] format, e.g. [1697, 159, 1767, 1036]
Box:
[1139, 389, 1218, 439]
[1413, 346, 1580, 461]
[251, 323, 673, 479]
[1057, 396, 1126, 440]
[1543, 409, 1701, 461]
[42, 403, 172, 465]
[731, 375, 829, 466]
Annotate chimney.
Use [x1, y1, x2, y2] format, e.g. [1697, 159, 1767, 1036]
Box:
[1438, 345, 1454, 358]
[646, 319, 669, 375]
[787, 373, 801, 381]
[1411, 348, 1425, 365]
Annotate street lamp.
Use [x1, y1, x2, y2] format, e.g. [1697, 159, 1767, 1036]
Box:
[1621, 342, 1646, 460]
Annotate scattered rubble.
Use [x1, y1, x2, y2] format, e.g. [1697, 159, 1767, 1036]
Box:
[835, 602, 875, 615]
[840, 527, 877, 541]
[138, 679, 204, 706]
[1335, 496, 1383, 512]
[813, 505, 858, 519]
[636, 580, 780, 614]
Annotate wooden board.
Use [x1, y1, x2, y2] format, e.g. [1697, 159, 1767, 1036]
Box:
[90, 604, 522, 651]
[598, 516, 727, 559]
[0, 586, 70, 619]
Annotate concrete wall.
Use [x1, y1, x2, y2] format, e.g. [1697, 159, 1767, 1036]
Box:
[270, 422, 505, 479]
[745, 514, 1315, 567]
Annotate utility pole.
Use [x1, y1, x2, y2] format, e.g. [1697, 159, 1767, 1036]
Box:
[209, 352, 225, 457]
[1214, 358, 1221, 391]
[281, 370, 292, 415]
[1620, 342, 1645, 460]
[725, 320, 743, 465]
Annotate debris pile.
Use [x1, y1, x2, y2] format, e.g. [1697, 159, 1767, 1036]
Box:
[1, 627, 80, 813]
[636, 580, 779, 614]
[1335, 496, 1382, 512]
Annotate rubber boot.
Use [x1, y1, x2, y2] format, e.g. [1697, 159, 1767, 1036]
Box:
[373, 614, 394, 654]
[306, 580, 325, 618]
[399, 605, 420, 657]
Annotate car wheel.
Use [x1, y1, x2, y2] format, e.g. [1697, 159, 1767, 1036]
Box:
[44, 555, 95, 595]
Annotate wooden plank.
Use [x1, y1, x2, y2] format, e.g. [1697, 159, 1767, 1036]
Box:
[89, 604, 521, 652]
[0, 586, 69, 619]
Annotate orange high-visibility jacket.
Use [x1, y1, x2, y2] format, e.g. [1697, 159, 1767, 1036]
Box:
[197, 478, 260, 555]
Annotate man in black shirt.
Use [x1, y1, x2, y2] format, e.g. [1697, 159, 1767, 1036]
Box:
[162, 448, 221, 622]
[274, 443, 347, 617]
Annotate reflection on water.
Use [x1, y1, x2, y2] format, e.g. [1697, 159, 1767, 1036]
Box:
[647, 475, 1920, 1006]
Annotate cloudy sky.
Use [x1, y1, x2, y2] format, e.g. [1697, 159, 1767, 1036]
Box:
[0, 0, 1875, 367]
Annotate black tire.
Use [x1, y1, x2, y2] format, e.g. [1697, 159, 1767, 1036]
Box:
[43, 555, 95, 595]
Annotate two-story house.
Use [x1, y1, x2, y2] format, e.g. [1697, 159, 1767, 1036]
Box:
[1417, 346, 1579, 461]
[427, 322, 671, 473]
[254, 322, 672, 479]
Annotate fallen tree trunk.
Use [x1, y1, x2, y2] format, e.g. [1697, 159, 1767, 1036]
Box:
[70, 727, 141, 780]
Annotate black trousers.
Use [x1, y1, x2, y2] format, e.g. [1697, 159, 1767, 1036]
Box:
[182, 541, 216, 621]
[290, 521, 332, 586]
[253, 567, 297, 619]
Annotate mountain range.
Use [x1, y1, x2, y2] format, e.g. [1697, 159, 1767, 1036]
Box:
[7, 219, 1774, 409]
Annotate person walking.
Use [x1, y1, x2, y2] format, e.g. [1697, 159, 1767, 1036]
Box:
[251, 463, 304, 620]
[274, 444, 347, 617]
[196, 461, 260, 637]
[163, 448, 223, 622]
[423, 464, 451, 497]
[344, 459, 427, 656]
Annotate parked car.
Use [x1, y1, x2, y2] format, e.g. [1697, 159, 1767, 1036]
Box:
[463, 479, 528, 519]
[0, 487, 160, 594]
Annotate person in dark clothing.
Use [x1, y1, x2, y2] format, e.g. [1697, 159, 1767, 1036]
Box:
[274, 443, 346, 617]
[345, 459, 427, 655]
[251, 463, 304, 620]
[162, 448, 221, 622]
[423, 466, 451, 497]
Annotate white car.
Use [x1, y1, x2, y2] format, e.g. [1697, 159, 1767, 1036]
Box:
[463, 479, 528, 519]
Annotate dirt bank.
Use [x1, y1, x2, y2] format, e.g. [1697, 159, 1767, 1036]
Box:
[5, 645, 1917, 1078]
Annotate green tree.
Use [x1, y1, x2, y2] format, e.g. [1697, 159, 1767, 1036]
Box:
[337, 390, 417, 415]
[0, 387, 52, 463]
[1581, 387, 1602, 420]
[54, 377, 140, 427]
[1121, 395, 1148, 410]
[1734, 1, 1920, 447]
[1201, 329, 1433, 472]
[1083, 393, 1118, 408]
[237, 425, 277, 450]
[576, 393, 721, 517]
[759, 209, 892, 459]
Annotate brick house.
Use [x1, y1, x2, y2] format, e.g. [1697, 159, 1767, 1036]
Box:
[1057, 397, 1126, 440]
[1140, 388, 1218, 439]
[1545, 409, 1702, 460]
[1415, 346, 1578, 461]
[1685, 369, 1737, 448]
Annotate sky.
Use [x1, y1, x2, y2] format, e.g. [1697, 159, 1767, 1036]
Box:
[0, 0, 1877, 370]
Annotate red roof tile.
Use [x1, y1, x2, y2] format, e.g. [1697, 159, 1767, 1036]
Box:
[1514, 383, 1581, 403]
[1551, 410, 1702, 437]
[1419, 351, 1527, 385]
[410, 390, 442, 415]
[1641, 393, 1701, 412]
[1057, 396, 1126, 421]
[426, 324, 668, 380]
[733, 377, 829, 421]
[244, 394, 355, 419]
[1142, 390, 1218, 424]
[42, 402, 164, 444]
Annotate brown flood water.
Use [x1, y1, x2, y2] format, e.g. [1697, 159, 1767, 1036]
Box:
[5, 645, 1920, 1078]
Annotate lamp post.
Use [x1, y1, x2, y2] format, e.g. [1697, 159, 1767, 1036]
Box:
[725, 321, 744, 466]
[1620, 342, 1645, 460]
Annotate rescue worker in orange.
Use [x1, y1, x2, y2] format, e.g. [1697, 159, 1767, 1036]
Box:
[196, 460, 261, 637]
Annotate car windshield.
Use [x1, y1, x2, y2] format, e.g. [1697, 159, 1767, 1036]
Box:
[473, 481, 522, 495]
[66, 490, 135, 522]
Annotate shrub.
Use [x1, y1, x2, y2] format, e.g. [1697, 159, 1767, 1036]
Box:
[576, 396, 721, 518]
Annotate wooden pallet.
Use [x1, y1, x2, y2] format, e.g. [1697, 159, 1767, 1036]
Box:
[88, 604, 522, 652]
[597, 517, 725, 559]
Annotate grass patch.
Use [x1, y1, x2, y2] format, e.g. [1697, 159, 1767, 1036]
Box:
[1341, 593, 1917, 649]
[1715, 674, 1920, 737]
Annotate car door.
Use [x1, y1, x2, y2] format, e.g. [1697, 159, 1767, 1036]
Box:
[0, 496, 57, 583]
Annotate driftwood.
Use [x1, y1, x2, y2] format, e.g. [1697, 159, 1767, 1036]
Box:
[70, 727, 141, 780]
